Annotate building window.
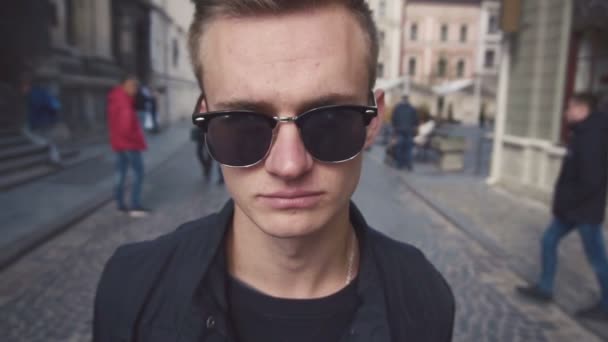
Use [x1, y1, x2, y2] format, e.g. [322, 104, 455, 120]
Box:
[66, 0, 77, 46]
[410, 23, 418, 41]
[484, 50, 496, 68]
[488, 14, 499, 34]
[460, 25, 468, 42]
[377, 63, 384, 78]
[408, 58, 417, 76]
[379, 0, 387, 17]
[440, 24, 448, 42]
[172, 38, 180, 67]
[438, 58, 447, 77]
[457, 60, 465, 77]
[379, 30, 385, 47]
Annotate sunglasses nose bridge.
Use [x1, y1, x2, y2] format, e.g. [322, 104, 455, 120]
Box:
[270, 115, 302, 135]
[273, 116, 298, 123]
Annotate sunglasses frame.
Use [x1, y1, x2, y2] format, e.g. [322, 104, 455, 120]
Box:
[191, 92, 378, 168]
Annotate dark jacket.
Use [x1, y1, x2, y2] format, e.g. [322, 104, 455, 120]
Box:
[134, 86, 154, 112]
[391, 101, 418, 135]
[94, 201, 455, 342]
[553, 112, 608, 225]
[26, 85, 60, 130]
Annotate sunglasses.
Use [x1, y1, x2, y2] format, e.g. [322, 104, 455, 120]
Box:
[192, 93, 378, 167]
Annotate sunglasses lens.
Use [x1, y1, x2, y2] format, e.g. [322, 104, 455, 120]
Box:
[299, 108, 368, 162]
[206, 113, 274, 166]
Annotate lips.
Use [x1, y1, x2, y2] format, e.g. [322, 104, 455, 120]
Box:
[258, 190, 324, 210]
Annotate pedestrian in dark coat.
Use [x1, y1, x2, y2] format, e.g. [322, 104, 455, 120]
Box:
[517, 93, 608, 321]
[390, 95, 418, 170]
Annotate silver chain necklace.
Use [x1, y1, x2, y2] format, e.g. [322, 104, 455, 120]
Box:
[344, 233, 357, 286]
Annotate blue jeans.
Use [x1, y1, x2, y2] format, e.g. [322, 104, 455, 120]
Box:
[115, 151, 144, 209]
[395, 132, 414, 170]
[539, 217, 608, 308]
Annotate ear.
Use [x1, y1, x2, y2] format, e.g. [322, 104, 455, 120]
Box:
[364, 89, 386, 149]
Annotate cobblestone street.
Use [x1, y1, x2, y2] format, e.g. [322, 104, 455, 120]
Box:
[0, 143, 602, 341]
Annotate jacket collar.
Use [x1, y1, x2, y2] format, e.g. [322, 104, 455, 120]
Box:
[178, 200, 391, 341]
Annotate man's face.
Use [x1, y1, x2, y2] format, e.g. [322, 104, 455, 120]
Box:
[199, 5, 383, 238]
[123, 79, 138, 97]
[566, 99, 591, 124]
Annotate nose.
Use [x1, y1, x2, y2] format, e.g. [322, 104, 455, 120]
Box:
[264, 121, 313, 180]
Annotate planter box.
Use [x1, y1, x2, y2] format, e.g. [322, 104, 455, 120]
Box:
[431, 136, 466, 172]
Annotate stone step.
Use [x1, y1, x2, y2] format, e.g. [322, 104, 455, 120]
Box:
[0, 135, 30, 149]
[0, 164, 58, 191]
[0, 129, 21, 138]
[0, 144, 48, 162]
[0, 154, 50, 176]
[60, 147, 79, 159]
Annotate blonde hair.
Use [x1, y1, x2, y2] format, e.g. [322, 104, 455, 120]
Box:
[188, 0, 379, 92]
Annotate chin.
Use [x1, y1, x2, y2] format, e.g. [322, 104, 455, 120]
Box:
[257, 210, 327, 239]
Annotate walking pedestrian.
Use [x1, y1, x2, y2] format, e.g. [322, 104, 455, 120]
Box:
[517, 93, 608, 321]
[94, 2, 454, 341]
[135, 84, 155, 132]
[21, 77, 67, 163]
[107, 75, 149, 218]
[149, 88, 160, 133]
[391, 95, 418, 170]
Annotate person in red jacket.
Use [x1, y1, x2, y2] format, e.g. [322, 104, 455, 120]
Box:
[107, 75, 149, 217]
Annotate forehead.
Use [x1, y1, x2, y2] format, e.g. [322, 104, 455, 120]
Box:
[200, 5, 370, 109]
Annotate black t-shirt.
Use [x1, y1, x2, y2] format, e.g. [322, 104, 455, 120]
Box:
[228, 276, 359, 342]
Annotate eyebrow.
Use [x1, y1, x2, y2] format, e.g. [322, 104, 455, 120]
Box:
[211, 92, 366, 114]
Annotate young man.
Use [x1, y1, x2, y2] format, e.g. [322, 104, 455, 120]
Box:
[94, 1, 454, 341]
[517, 93, 608, 321]
[107, 75, 149, 217]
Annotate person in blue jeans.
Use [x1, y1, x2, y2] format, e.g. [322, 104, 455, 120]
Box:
[107, 76, 149, 217]
[391, 95, 418, 170]
[517, 93, 608, 321]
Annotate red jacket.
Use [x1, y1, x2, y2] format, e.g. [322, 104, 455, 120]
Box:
[107, 86, 147, 151]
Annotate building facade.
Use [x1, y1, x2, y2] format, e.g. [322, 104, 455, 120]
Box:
[478, 0, 501, 83]
[402, 0, 501, 123]
[490, 0, 608, 205]
[403, 0, 482, 85]
[368, 0, 407, 106]
[22, 0, 196, 142]
[148, 0, 198, 126]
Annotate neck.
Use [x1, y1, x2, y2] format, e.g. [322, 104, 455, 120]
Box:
[226, 206, 358, 299]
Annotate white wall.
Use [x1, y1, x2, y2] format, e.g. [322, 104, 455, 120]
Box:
[149, 0, 199, 123]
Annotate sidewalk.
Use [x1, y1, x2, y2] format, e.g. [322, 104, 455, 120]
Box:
[0, 119, 194, 269]
[368, 144, 608, 339]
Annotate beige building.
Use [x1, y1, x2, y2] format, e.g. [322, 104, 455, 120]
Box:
[402, 0, 500, 123]
[490, 0, 608, 206]
[404, 0, 481, 85]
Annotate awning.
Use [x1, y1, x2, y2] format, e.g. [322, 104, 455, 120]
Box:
[375, 77, 409, 91]
[432, 79, 474, 95]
